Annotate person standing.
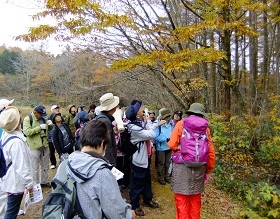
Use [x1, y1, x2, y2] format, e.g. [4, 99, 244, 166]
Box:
[96, 93, 119, 167]
[23, 105, 52, 188]
[48, 105, 59, 169]
[51, 112, 75, 161]
[168, 103, 215, 219]
[125, 101, 165, 217]
[0, 106, 34, 219]
[154, 108, 173, 185]
[67, 120, 135, 219]
[64, 104, 76, 136]
[172, 110, 183, 126]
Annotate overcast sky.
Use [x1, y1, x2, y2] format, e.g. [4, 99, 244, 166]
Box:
[0, 0, 65, 54]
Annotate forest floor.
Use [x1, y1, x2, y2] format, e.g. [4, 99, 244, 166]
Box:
[18, 155, 245, 219]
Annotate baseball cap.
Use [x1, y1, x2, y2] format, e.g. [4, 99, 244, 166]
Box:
[34, 105, 47, 116]
[51, 105, 60, 111]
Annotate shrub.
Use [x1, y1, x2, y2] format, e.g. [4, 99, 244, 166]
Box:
[240, 182, 280, 219]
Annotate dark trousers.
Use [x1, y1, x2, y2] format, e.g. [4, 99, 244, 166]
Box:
[122, 154, 131, 186]
[129, 164, 153, 209]
[156, 150, 172, 181]
[5, 193, 24, 219]
[48, 142, 57, 166]
[116, 154, 131, 187]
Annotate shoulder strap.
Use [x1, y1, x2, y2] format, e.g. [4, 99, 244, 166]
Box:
[95, 115, 108, 120]
[28, 114, 33, 127]
[67, 115, 70, 125]
[1, 136, 21, 148]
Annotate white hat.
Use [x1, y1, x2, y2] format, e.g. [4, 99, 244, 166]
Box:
[95, 106, 101, 116]
[51, 105, 60, 111]
[0, 106, 20, 132]
[99, 93, 119, 111]
[0, 99, 14, 112]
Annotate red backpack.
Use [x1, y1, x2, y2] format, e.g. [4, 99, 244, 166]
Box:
[171, 116, 209, 164]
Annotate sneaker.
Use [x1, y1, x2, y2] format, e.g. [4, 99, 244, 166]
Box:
[41, 183, 52, 188]
[158, 179, 166, 185]
[134, 207, 145, 216]
[50, 165, 56, 169]
[143, 200, 159, 208]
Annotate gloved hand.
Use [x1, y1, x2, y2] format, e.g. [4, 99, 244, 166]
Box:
[46, 120, 53, 126]
[40, 124, 47, 130]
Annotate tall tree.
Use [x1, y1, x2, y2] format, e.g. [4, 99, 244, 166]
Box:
[17, 0, 277, 117]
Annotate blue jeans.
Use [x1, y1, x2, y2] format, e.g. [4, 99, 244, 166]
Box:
[5, 193, 23, 219]
[129, 164, 153, 209]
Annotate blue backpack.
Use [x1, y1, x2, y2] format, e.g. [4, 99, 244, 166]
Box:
[0, 136, 20, 178]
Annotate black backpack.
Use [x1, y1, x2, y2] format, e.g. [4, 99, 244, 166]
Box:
[118, 126, 143, 156]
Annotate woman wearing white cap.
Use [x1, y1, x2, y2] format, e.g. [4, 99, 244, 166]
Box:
[0, 106, 34, 219]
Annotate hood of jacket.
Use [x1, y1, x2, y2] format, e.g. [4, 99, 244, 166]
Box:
[67, 104, 75, 113]
[66, 151, 111, 183]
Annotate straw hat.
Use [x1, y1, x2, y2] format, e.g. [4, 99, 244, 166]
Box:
[0, 106, 20, 132]
[99, 93, 119, 111]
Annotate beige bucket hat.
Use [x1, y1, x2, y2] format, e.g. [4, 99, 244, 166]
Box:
[0, 106, 20, 132]
[99, 93, 119, 111]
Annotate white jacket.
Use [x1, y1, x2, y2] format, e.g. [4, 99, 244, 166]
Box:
[0, 130, 34, 193]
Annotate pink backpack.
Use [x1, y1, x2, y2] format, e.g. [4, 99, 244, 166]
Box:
[171, 116, 209, 164]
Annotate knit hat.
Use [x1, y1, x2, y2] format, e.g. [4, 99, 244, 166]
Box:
[100, 93, 119, 111]
[34, 105, 47, 117]
[125, 102, 141, 121]
[159, 108, 172, 120]
[0, 106, 20, 132]
[0, 98, 14, 113]
[186, 103, 206, 117]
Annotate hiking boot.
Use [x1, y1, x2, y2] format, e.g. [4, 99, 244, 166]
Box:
[41, 183, 52, 188]
[165, 178, 171, 184]
[143, 200, 159, 208]
[158, 179, 166, 185]
[134, 207, 145, 216]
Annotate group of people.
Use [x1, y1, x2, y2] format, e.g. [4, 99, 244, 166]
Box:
[0, 93, 215, 219]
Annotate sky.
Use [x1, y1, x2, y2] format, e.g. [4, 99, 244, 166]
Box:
[0, 0, 65, 55]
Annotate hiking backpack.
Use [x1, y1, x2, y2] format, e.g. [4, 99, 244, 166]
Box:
[171, 116, 209, 164]
[0, 136, 20, 178]
[42, 159, 86, 219]
[118, 127, 139, 156]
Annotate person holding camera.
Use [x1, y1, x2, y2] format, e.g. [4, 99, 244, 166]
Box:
[154, 108, 174, 185]
[23, 105, 52, 188]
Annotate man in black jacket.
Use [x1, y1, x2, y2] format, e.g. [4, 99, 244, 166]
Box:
[96, 93, 119, 167]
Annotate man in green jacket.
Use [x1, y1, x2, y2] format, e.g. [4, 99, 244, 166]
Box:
[23, 105, 52, 188]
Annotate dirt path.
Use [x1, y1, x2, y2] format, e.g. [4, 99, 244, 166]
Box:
[19, 161, 243, 219]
